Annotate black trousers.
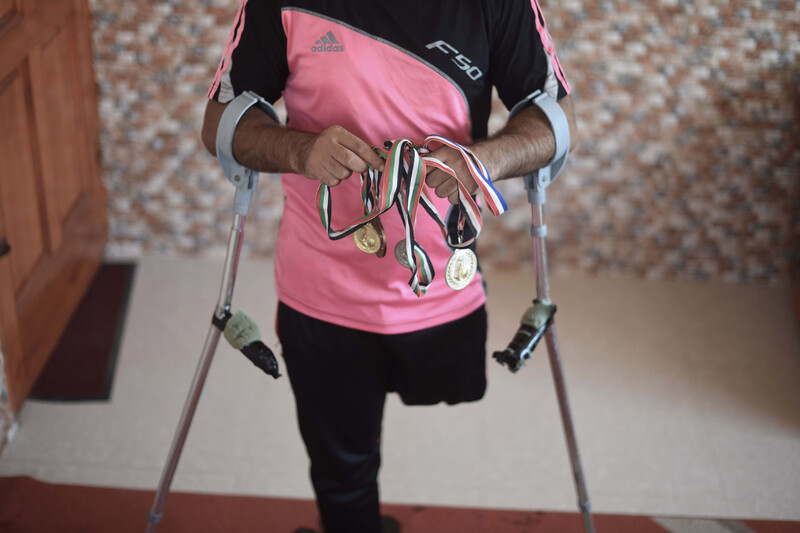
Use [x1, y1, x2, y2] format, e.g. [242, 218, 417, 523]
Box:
[277, 302, 488, 533]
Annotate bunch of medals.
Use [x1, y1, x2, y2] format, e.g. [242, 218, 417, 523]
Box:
[316, 135, 508, 296]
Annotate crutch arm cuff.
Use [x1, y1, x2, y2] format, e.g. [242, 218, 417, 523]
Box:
[216, 91, 277, 214]
[508, 90, 570, 184]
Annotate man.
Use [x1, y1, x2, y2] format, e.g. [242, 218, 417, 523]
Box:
[201, 1, 576, 531]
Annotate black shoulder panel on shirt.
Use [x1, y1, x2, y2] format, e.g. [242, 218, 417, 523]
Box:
[218, 0, 569, 139]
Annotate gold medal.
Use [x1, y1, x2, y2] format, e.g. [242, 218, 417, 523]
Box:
[353, 218, 386, 257]
[445, 248, 477, 290]
[394, 239, 410, 268]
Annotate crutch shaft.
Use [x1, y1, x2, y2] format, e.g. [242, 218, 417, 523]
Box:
[146, 214, 248, 532]
[218, 214, 246, 311]
[146, 325, 223, 531]
[531, 204, 551, 302]
[531, 203, 594, 533]
[544, 325, 594, 532]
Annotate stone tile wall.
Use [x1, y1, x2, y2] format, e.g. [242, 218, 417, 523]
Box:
[93, 0, 799, 283]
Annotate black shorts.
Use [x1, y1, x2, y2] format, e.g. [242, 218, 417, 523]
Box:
[277, 301, 487, 406]
[277, 302, 487, 531]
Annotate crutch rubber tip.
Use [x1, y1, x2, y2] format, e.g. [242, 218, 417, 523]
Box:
[147, 511, 162, 525]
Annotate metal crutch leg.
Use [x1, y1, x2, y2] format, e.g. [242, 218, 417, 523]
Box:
[146, 211, 249, 532]
[146, 91, 281, 532]
[533, 198, 594, 533]
[493, 172, 595, 533]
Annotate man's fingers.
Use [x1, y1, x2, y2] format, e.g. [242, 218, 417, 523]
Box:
[435, 179, 458, 200]
[350, 141, 385, 172]
[320, 174, 344, 187]
[424, 168, 445, 188]
[334, 128, 385, 172]
[323, 153, 354, 182]
[330, 144, 371, 175]
[422, 168, 454, 199]
[304, 125, 386, 185]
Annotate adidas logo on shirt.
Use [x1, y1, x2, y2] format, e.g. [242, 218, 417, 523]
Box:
[311, 31, 344, 52]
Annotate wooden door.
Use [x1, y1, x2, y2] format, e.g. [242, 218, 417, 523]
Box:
[0, 0, 107, 413]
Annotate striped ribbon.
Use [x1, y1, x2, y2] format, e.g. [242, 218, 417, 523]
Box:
[315, 135, 507, 297]
[421, 135, 508, 216]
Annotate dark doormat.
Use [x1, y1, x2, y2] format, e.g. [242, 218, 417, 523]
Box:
[29, 262, 136, 402]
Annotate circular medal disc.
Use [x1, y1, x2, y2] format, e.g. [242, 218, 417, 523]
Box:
[373, 217, 387, 257]
[394, 240, 410, 268]
[353, 221, 385, 255]
[445, 248, 477, 290]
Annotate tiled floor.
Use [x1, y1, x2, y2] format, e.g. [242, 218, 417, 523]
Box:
[1, 256, 799, 520]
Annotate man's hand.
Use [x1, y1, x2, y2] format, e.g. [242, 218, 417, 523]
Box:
[201, 100, 384, 185]
[298, 125, 385, 187]
[422, 94, 578, 203]
[424, 145, 479, 205]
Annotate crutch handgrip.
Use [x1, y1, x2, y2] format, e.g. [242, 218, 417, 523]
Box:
[212, 309, 281, 379]
[493, 300, 556, 372]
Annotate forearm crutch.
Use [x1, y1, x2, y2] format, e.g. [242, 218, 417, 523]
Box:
[146, 92, 281, 532]
[493, 91, 595, 533]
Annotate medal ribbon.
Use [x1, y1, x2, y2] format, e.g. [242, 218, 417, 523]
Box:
[316, 136, 507, 296]
[422, 135, 508, 216]
[416, 159, 481, 249]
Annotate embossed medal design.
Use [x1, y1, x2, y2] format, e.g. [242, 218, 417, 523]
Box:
[394, 239, 410, 268]
[353, 218, 386, 257]
[445, 248, 477, 290]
